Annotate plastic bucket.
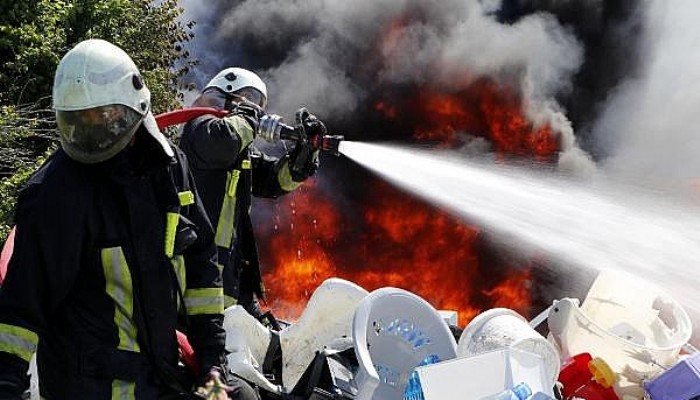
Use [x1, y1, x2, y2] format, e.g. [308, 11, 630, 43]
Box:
[457, 308, 561, 384]
[547, 270, 693, 392]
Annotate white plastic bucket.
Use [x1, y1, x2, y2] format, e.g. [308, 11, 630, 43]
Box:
[547, 270, 693, 388]
[458, 308, 560, 384]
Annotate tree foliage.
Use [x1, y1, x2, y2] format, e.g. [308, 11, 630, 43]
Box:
[0, 0, 196, 241]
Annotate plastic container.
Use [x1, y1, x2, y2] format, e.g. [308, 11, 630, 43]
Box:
[547, 270, 692, 391]
[279, 278, 369, 390]
[403, 354, 440, 400]
[558, 353, 618, 400]
[416, 347, 556, 399]
[529, 392, 556, 400]
[643, 352, 700, 399]
[353, 287, 457, 400]
[487, 383, 532, 400]
[458, 308, 561, 384]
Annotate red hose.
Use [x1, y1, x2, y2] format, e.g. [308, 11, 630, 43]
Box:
[155, 107, 229, 130]
[176, 330, 201, 376]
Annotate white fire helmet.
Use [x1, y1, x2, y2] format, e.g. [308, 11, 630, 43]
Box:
[203, 67, 268, 109]
[53, 39, 173, 164]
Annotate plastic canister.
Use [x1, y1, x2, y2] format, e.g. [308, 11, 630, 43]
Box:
[558, 353, 618, 400]
[458, 308, 560, 383]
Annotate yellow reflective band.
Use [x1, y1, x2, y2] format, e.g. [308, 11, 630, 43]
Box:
[0, 323, 38, 362]
[170, 255, 187, 311]
[241, 159, 251, 170]
[164, 212, 179, 258]
[278, 160, 303, 192]
[178, 191, 195, 206]
[101, 247, 140, 353]
[224, 295, 237, 309]
[226, 115, 254, 152]
[215, 170, 240, 248]
[111, 379, 136, 400]
[184, 288, 224, 315]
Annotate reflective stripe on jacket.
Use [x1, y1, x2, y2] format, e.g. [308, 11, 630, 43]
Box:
[0, 144, 224, 399]
[180, 113, 302, 311]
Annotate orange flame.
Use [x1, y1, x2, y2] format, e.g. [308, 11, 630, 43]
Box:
[259, 76, 556, 327]
[377, 80, 560, 158]
[260, 179, 534, 326]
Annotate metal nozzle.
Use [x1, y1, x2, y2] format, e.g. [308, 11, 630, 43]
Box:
[258, 113, 344, 156]
[321, 135, 344, 156]
[258, 114, 286, 143]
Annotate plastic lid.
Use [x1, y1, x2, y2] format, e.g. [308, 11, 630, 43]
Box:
[588, 357, 616, 388]
[512, 383, 533, 400]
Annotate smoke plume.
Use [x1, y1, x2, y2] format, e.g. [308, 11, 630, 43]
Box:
[590, 0, 700, 190]
[181, 0, 595, 171]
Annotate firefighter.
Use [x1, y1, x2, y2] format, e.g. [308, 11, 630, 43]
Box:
[0, 40, 258, 400]
[179, 68, 326, 319]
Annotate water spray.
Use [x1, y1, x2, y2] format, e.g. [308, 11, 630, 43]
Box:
[340, 141, 700, 326]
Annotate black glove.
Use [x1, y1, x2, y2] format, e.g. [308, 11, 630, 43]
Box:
[288, 108, 326, 181]
[230, 101, 264, 134]
[295, 107, 327, 151]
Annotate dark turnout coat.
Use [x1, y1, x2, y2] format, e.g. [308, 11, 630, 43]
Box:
[179, 113, 303, 314]
[0, 140, 225, 399]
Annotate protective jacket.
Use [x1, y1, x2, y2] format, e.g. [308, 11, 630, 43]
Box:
[0, 132, 225, 399]
[180, 111, 310, 314]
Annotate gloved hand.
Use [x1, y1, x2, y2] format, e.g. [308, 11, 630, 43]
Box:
[295, 107, 327, 150]
[289, 108, 326, 181]
[193, 367, 231, 400]
[231, 100, 264, 134]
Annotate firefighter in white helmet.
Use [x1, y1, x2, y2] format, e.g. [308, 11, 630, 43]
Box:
[0, 39, 258, 400]
[180, 67, 326, 322]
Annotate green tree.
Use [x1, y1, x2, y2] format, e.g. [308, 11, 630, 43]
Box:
[0, 0, 195, 241]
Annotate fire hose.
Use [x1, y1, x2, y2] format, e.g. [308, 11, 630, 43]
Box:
[154, 107, 344, 156]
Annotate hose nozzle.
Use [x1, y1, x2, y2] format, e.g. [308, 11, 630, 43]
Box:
[320, 135, 344, 156]
[258, 114, 344, 156]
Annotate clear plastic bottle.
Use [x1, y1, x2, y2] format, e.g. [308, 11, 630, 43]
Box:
[402, 354, 441, 400]
[490, 383, 533, 400]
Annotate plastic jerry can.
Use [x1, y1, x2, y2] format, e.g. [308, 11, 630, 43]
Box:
[558, 353, 618, 400]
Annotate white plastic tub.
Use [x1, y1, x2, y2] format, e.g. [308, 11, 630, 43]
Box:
[458, 308, 561, 384]
[547, 270, 692, 394]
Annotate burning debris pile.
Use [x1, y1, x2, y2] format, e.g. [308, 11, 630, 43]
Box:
[179, 0, 700, 397]
[182, 0, 608, 322]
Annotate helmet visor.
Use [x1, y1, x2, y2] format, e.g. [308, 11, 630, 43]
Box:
[232, 87, 267, 109]
[194, 88, 229, 109]
[57, 104, 143, 164]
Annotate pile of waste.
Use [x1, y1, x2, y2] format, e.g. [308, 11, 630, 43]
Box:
[224, 271, 697, 400]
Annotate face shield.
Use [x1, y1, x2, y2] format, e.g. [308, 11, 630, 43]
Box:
[231, 87, 267, 110]
[57, 104, 143, 164]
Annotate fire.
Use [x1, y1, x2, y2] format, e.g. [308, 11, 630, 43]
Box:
[259, 179, 533, 326]
[258, 71, 557, 327]
[378, 80, 560, 158]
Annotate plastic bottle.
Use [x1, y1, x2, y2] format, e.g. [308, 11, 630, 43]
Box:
[402, 354, 441, 400]
[529, 392, 556, 400]
[558, 353, 619, 400]
[489, 383, 533, 400]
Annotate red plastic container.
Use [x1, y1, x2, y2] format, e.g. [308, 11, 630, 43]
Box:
[558, 353, 619, 400]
